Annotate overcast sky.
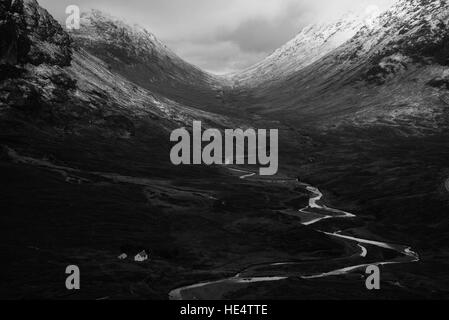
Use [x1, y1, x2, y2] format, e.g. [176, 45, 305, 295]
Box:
[39, 0, 396, 74]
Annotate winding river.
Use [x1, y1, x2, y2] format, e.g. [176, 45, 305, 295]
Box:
[3, 146, 421, 299]
[169, 168, 419, 300]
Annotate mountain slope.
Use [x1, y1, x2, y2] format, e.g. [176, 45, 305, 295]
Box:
[231, 12, 369, 89]
[1, 1, 345, 300]
[71, 10, 230, 113]
[0, 0, 241, 178]
[233, 0, 449, 133]
[2, 0, 449, 300]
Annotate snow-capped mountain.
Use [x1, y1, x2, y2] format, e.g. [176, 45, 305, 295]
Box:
[347, 0, 447, 79]
[0, 0, 236, 141]
[234, 0, 449, 133]
[1, 0, 448, 134]
[2, 0, 449, 300]
[71, 10, 228, 112]
[231, 12, 371, 88]
[234, 0, 448, 88]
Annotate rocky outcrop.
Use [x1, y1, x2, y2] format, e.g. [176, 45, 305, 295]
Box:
[336, 0, 449, 83]
[428, 76, 449, 89]
[0, 0, 72, 67]
[0, 0, 75, 121]
[0, 0, 30, 65]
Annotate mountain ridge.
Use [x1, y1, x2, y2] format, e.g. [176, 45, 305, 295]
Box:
[230, 11, 372, 88]
[228, 0, 449, 134]
[2, 0, 449, 133]
[70, 9, 231, 114]
[2, 0, 449, 300]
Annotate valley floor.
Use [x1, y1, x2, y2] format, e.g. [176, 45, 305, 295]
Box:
[1, 126, 449, 299]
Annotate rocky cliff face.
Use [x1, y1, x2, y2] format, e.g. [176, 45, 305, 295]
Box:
[0, 0, 28, 65]
[0, 0, 72, 67]
[0, 0, 76, 124]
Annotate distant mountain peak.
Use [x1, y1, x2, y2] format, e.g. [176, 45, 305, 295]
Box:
[74, 9, 171, 57]
[231, 11, 368, 87]
[71, 9, 226, 112]
[80, 9, 160, 41]
[232, 0, 448, 88]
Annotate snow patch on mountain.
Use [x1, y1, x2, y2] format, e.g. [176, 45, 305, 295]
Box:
[231, 11, 377, 88]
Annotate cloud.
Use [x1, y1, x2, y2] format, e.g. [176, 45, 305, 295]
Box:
[216, 2, 311, 54]
[39, 0, 396, 74]
[169, 40, 268, 74]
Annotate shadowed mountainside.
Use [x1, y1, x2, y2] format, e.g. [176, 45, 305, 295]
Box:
[1, 0, 449, 300]
[0, 0, 339, 299]
[230, 0, 449, 133]
[71, 10, 232, 114]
